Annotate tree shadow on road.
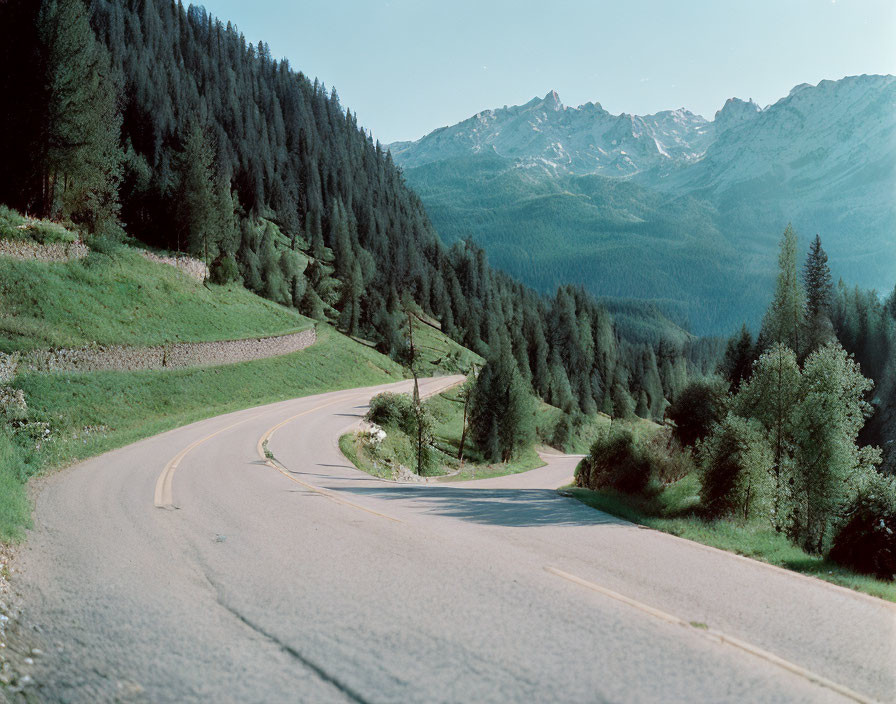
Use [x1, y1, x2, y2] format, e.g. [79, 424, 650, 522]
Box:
[333, 486, 628, 528]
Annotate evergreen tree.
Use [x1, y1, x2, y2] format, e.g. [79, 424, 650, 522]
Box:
[803, 234, 835, 353]
[761, 225, 805, 357]
[804, 235, 833, 319]
[177, 123, 218, 261]
[37, 0, 123, 233]
[470, 339, 535, 463]
[719, 324, 755, 391]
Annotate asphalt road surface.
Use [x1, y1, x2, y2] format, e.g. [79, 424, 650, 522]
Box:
[11, 378, 896, 703]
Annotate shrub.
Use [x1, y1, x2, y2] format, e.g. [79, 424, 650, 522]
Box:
[666, 377, 728, 447]
[829, 472, 896, 581]
[550, 410, 586, 452]
[364, 391, 436, 475]
[575, 424, 697, 497]
[0, 205, 26, 239]
[366, 392, 417, 435]
[28, 220, 78, 244]
[0, 207, 79, 244]
[575, 427, 653, 495]
[644, 428, 697, 485]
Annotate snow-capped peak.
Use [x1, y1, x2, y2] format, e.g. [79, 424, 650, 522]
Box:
[388, 75, 895, 183]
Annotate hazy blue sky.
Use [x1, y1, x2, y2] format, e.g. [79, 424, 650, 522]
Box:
[199, 0, 895, 143]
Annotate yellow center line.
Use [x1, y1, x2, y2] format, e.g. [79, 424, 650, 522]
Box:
[544, 566, 880, 704]
[154, 391, 355, 509]
[154, 413, 264, 509]
[256, 393, 403, 523]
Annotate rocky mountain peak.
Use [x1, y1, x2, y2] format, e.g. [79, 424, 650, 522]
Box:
[543, 89, 563, 110]
[713, 97, 761, 132]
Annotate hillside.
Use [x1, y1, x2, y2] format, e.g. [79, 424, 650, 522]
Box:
[392, 76, 896, 334]
[0, 245, 308, 354]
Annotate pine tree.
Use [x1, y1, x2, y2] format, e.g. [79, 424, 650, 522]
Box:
[37, 0, 123, 232]
[803, 234, 835, 353]
[177, 123, 217, 260]
[719, 324, 755, 391]
[761, 225, 805, 357]
[470, 338, 534, 463]
[804, 235, 833, 319]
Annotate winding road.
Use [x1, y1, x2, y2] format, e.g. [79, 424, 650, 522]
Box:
[11, 378, 896, 703]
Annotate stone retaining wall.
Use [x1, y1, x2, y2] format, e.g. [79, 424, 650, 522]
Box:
[0, 239, 89, 262]
[21, 327, 316, 374]
[139, 251, 208, 282]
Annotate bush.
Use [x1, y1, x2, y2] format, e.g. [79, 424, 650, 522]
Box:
[366, 392, 417, 435]
[644, 429, 696, 485]
[829, 472, 896, 581]
[550, 410, 585, 452]
[666, 377, 727, 447]
[364, 391, 436, 475]
[210, 254, 241, 285]
[0, 206, 79, 244]
[576, 427, 653, 495]
[0, 205, 25, 238]
[576, 424, 697, 496]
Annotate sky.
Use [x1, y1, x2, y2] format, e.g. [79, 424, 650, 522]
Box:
[199, 0, 896, 144]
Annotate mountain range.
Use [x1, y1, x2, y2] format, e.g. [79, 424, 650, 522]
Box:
[390, 75, 896, 335]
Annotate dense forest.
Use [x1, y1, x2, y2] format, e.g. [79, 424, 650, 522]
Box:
[0, 0, 723, 456]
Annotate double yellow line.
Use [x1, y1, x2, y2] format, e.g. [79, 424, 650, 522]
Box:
[154, 414, 262, 508]
[254, 394, 402, 523]
[154, 390, 401, 522]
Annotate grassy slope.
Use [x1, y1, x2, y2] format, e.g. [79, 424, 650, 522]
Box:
[567, 479, 896, 603]
[0, 245, 307, 352]
[410, 316, 481, 373]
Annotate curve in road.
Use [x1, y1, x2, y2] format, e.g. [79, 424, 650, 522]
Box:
[10, 378, 895, 703]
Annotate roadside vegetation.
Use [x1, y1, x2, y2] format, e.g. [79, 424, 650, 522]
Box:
[571, 228, 896, 599]
[340, 387, 545, 481]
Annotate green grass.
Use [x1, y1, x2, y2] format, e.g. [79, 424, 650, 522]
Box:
[567, 480, 896, 603]
[0, 325, 408, 541]
[340, 387, 544, 481]
[410, 316, 483, 373]
[0, 205, 78, 244]
[0, 430, 34, 540]
[0, 245, 307, 352]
